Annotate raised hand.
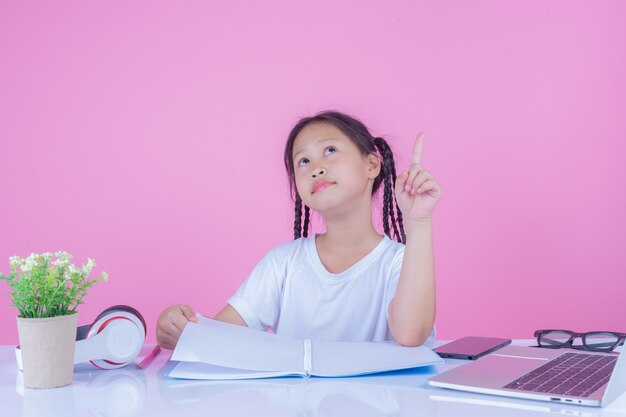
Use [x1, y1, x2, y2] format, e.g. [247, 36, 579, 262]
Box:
[395, 132, 442, 223]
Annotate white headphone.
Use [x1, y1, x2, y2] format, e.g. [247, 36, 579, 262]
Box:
[16, 305, 146, 370]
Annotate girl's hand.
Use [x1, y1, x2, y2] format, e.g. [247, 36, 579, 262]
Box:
[156, 304, 198, 350]
[395, 132, 442, 223]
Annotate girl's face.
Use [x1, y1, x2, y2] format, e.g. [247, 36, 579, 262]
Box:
[292, 122, 380, 214]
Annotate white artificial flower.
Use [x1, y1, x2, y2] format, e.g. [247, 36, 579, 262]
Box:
[21, 258, 35, 272]
[52, 258, 69, 268]
[54, 251, 72, 261]
[9, 256, 21, 269]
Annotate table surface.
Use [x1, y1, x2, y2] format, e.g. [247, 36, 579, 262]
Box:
[1, 340, 625, 417]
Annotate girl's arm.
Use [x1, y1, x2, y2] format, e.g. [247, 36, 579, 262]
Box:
[388, 219, 436, 346]
[214, 304, 247, 326]
[389, 132, 441, 347]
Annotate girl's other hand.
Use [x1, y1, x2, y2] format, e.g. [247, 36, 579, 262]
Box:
[156, 304, 198, 350]
[395, 132, 442, 223]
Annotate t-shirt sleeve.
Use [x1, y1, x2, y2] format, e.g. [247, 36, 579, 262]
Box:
[385, 245, 437, 348]
[226, 249, 282, 332]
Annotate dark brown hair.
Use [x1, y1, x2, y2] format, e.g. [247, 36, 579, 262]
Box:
[283, 110, 405, 243]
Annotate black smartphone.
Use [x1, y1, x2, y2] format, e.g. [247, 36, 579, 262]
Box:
[434, 336, 512, 360]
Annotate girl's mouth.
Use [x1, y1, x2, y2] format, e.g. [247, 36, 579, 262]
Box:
[312, 180, 335, 194]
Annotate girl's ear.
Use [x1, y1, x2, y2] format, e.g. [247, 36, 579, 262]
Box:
[366, 153, 382, 179]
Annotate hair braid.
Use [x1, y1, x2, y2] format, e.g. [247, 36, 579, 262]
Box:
[387, 151, 406, 244]
[383, 149, 402, 242]
[374, 137, 406, 244]
[380, 158, 391, 239]
[294, 195, 303, 239]
[293, 195, 312, 239]
[303, 205, 311, 238]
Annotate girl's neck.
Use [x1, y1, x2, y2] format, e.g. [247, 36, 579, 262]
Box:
[317, 204, 382, 252]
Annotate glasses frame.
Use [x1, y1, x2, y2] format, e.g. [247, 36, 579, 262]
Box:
[534, 329, 626, 352]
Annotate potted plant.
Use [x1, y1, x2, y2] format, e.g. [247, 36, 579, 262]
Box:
[0, 251, 107, 388]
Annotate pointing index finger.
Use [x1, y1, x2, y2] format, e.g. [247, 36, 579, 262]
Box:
[411, 132, 425, 165]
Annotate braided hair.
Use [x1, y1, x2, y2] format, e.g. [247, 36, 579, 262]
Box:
[283, 110, 405, 244]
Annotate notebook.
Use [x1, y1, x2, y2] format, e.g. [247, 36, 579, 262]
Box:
[428, 344, 626, 407]
[168, 314, 443, 380]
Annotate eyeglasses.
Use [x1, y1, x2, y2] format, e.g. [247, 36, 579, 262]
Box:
[534, 329, 626, 352]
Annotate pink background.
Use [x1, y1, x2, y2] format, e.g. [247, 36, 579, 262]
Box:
[1, 1, 625, 345]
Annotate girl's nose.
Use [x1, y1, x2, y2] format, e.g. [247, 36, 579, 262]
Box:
[311, 168, 326, 179]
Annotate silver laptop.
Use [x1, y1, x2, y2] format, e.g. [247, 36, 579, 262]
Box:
[428, 345, 626, 407]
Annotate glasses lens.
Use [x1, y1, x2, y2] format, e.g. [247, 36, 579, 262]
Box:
[584, 332, 619, 350]
[539, 331, 572, 347]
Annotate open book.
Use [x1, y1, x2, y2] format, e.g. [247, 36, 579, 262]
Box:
[168, 314, 443, 380]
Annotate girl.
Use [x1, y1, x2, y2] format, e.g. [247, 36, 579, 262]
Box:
[157, 110, 442, 349]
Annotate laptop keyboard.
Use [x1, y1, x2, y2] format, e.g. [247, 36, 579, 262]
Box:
[503, 352, 617, 398]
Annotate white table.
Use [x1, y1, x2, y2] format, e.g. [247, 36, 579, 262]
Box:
[1, 340, 625, 417]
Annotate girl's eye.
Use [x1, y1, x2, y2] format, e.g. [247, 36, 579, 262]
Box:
[297, 147, 335, 167]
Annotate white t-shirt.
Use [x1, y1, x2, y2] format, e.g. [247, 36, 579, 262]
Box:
[227, 234, 436, 347]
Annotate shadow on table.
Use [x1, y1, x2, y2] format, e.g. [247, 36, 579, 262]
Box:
[15, 363, 147, 417]
[156, 360, 438, 416]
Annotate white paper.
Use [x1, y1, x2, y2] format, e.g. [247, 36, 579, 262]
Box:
[169, 361, 304, 380]
[171, 314, 302, 373]
[312, 339, 443, 377]
[169, 314, 444, 380]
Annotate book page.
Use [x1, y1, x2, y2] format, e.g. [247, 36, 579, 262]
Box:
[311, 340, 443, 377]
[171, 314, 303, 373]
[168, 362, 305, 380]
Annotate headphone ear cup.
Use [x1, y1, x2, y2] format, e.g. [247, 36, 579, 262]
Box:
[92, 305, 147, 336]
[115, 305, 147, 335]
[79, 305, 147, 369]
